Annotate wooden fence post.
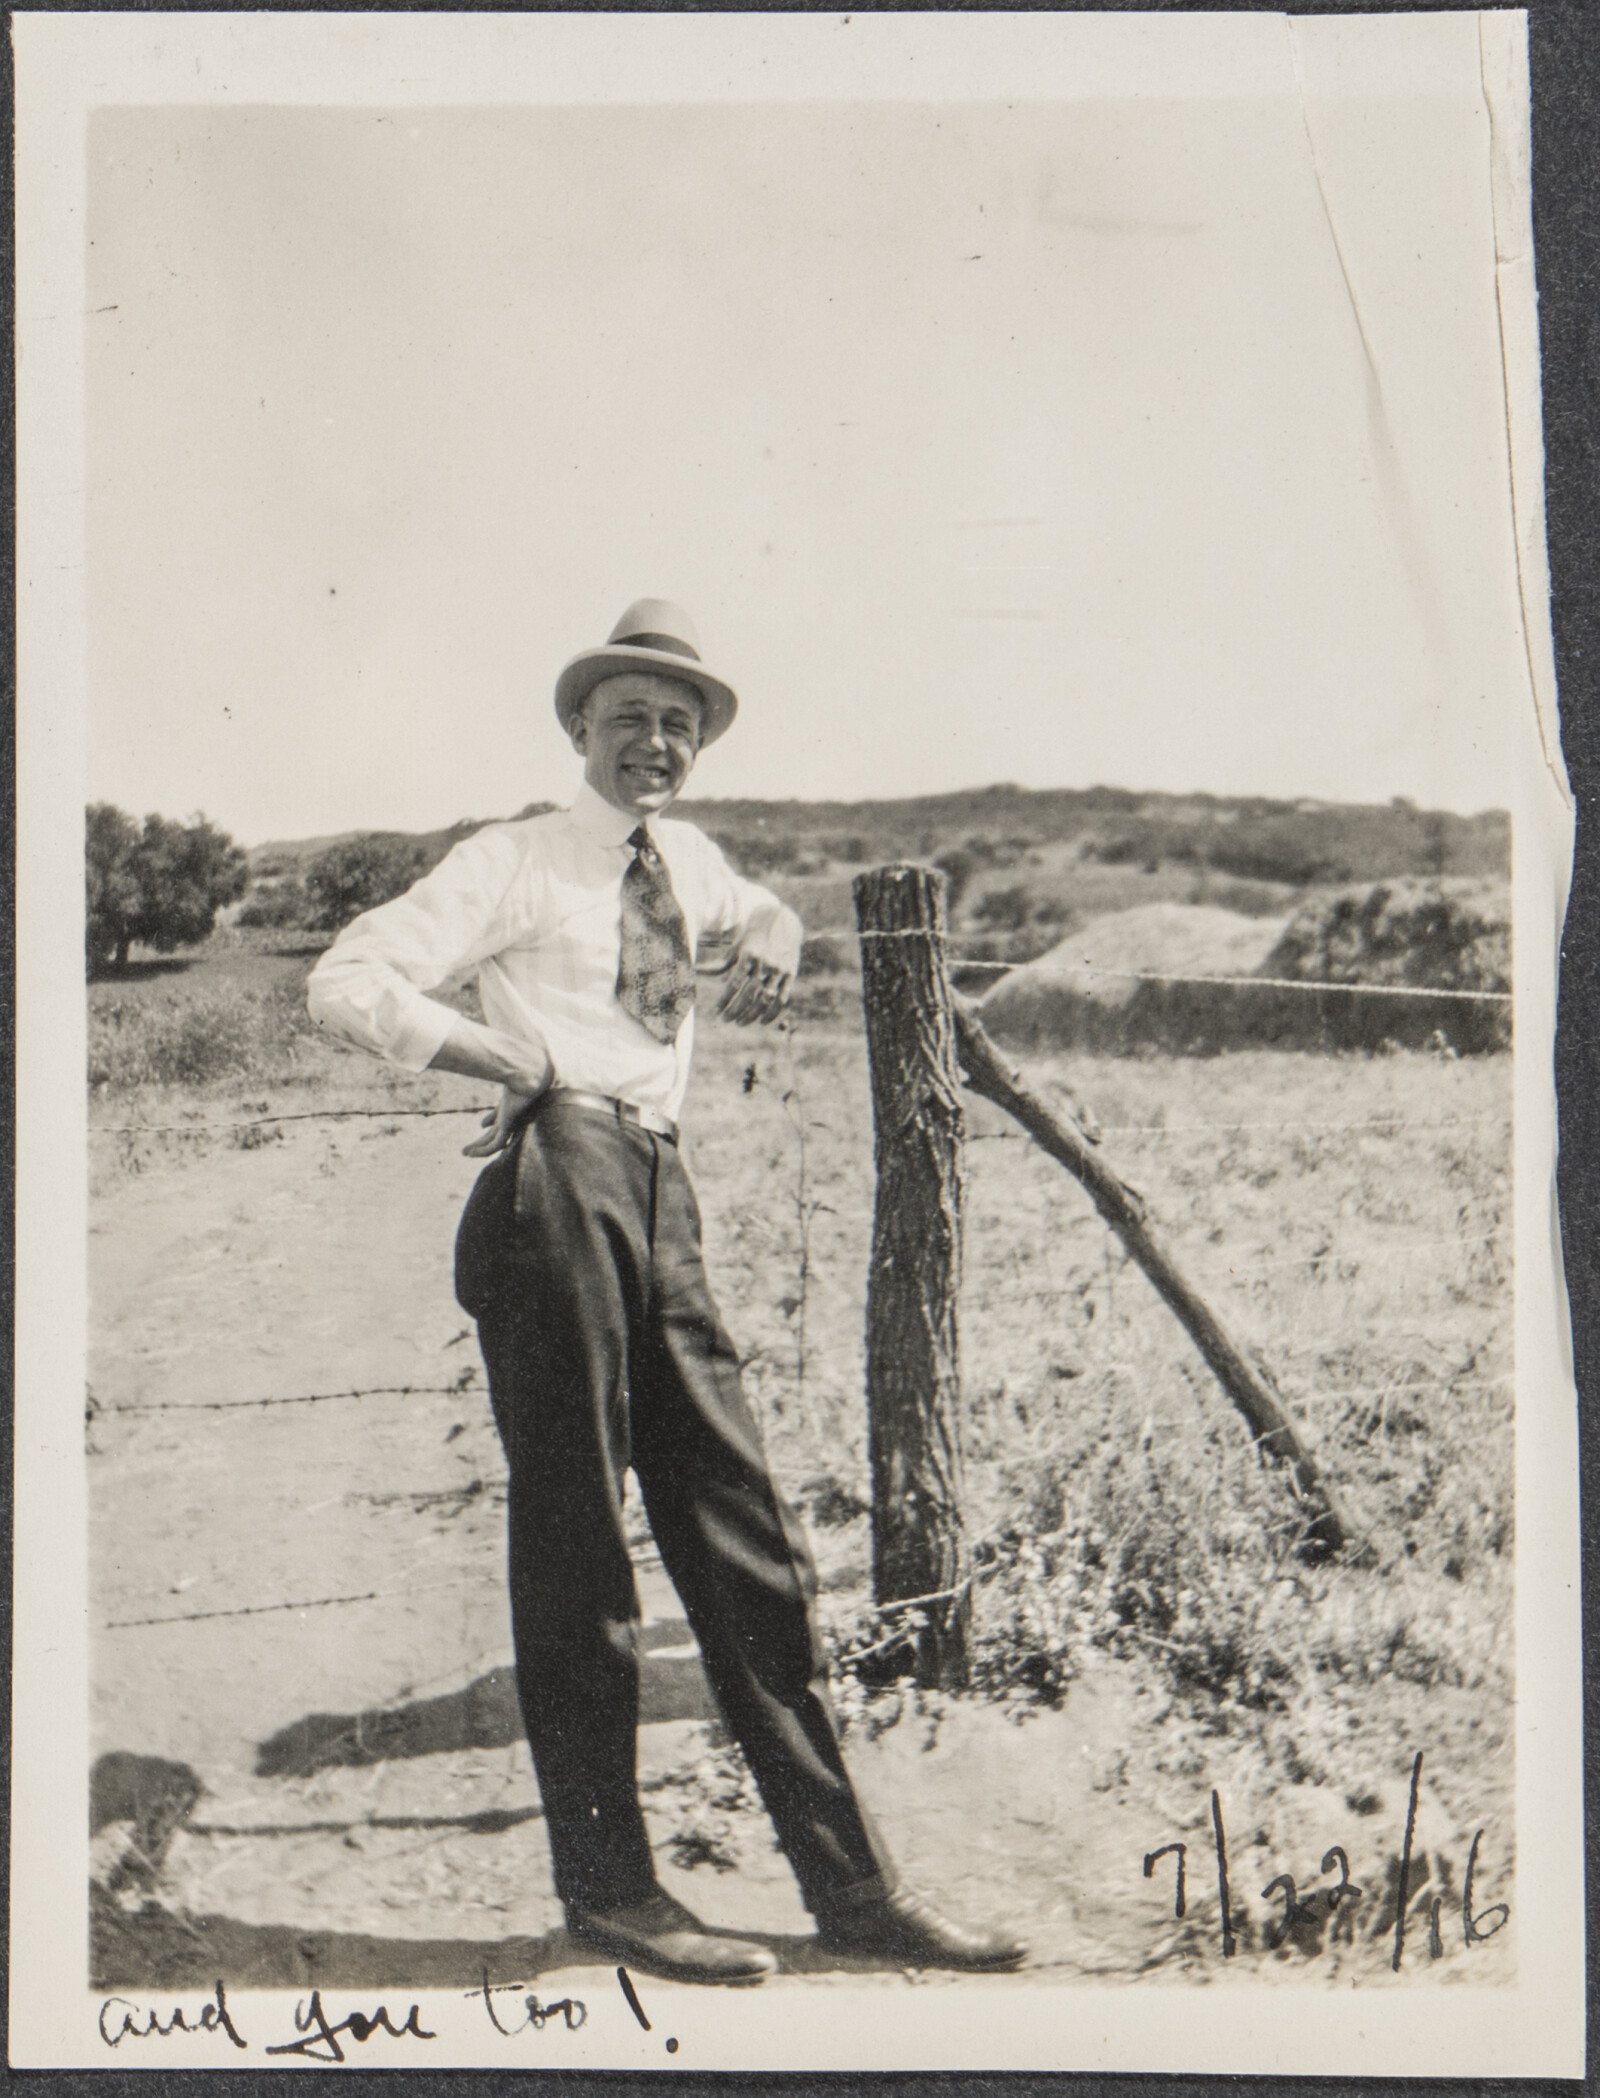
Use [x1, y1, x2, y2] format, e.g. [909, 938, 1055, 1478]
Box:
[853, 865, 970, 1689]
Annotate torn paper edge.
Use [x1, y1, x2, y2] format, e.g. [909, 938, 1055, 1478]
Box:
[1478, 10, 1570, 806]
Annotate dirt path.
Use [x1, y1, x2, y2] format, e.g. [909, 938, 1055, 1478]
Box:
[88, 1058, 1515, 1993]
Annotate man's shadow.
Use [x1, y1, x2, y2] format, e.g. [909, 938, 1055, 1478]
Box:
[255, 1627, 717, 1778]
[91, 1883, 902, 1991]
[93, 1633, 902, 1988]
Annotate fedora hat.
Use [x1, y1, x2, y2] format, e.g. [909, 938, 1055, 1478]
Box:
[555, 599, 738, 746]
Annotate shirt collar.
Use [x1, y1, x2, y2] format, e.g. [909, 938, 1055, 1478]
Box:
[569, 780, 654, 850]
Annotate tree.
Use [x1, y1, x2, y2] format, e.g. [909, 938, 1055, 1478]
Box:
[85, 804, 143, 975]
[85, 804, 248, 976]
[303, 835, 429, 932]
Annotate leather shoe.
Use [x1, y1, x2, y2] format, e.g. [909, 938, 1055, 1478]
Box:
[566, 1891, 778, 1986]
[817, 1888, 1027, 1971]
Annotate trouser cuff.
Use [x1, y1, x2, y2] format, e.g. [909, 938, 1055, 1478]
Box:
[807, 1866, 899, 1921]
[562, 1876, 664, 1924]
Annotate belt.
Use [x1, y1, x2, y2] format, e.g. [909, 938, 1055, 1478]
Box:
[536, 1088, 679, 1145]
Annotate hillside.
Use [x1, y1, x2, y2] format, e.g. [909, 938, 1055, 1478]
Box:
[249, 805, 556, 881]
[250, 784, 1508, 894]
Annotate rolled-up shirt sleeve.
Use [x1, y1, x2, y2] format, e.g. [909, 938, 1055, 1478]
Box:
[306, 829, 523, 1072]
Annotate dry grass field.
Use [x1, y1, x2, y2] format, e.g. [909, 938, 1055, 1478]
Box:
[87, 938, 1515, 1992]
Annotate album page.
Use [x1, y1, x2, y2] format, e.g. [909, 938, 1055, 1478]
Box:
[12, 8, 1581, 2075]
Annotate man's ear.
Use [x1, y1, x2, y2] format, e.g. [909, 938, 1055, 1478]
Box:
[568, 709, 589, 755]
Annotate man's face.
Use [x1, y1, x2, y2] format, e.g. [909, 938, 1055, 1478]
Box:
[571, 672, 703, 817]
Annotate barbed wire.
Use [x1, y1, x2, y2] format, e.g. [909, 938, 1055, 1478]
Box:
[96, 1355, 1512, 1438]
[187, 1803, 547, 1841]
[104, 1565, 978, 1644]
[1089, 1112, 1510, 1135]
[970, 1112, 1511, 1143]
[98, 1332, 1508, 1633]
[106, 1587, 385, 1630]
[857, 926, 1512, 999]
[91, 1103, 490, 1138]
[105, 1571, 482, 1631]
[94, 1354, 1497, 1617]
[1210, 1228, 1507, 1275]
[1291, 1373, 1513, 1407]
[93, 1103, 1515, 1142]
[99, 1381, 476, 1416]
[104, 1547, 658, 1633]
[954, 964, 1512, 1003]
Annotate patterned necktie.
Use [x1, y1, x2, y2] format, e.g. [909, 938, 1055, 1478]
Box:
[616, 826, 697, 1044]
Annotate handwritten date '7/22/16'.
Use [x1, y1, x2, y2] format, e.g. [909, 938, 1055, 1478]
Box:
[1143, 1753, 1509, 1966]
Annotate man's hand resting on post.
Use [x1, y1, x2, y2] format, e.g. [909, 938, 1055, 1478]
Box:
[426, 1017, 554, 1158]
[715, 906, 804, 1027]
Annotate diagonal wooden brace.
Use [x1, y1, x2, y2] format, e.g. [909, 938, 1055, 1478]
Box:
[952, 996, 1349, 1560]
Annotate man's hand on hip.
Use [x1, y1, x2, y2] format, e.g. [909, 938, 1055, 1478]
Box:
[425, 1016, 553, 1155]
[462, 1085, 545, 1158]
[715, 907, 803, 1026]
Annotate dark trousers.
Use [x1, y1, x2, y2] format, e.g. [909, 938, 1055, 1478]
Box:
[454, 1099, 896, 1918]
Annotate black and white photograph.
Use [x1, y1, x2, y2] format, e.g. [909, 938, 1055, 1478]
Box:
[12, 8, 1584, 2074]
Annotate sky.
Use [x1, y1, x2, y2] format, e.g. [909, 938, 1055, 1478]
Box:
[86, 26, 1528, 844]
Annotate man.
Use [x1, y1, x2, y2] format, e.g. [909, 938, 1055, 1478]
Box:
[307, 600, 1024, 1985]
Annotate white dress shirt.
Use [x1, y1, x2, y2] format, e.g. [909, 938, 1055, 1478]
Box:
[305, 782, 787, 1121]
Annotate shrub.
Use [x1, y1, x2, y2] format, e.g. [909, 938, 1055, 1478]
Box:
[972, 885, 1033, 933]
[304, 836, 429, 931]
[237, 880, 311, 930]
[1085, 832, 1143, 866]
[732, 833, 802, 877]
[1207, 816, 1348, 886]
[819, 834, 869, 865]
[1033, 897, 1078, 926]
[933, 849, 980, 914]
[1193, 875, 1296, 918]
[1263, 880, 1510, 994]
